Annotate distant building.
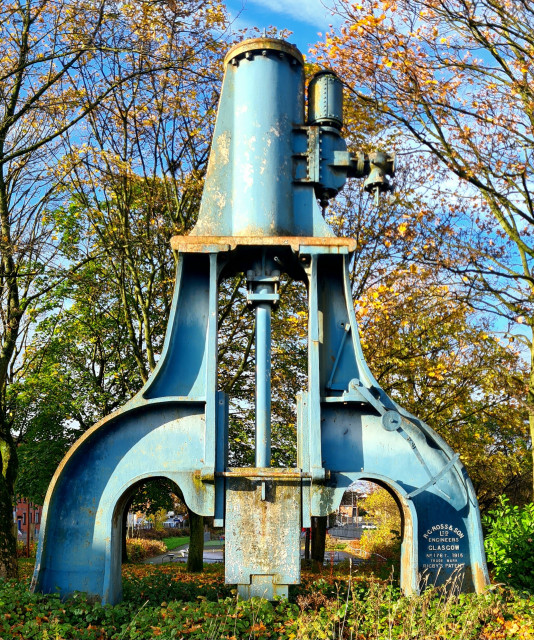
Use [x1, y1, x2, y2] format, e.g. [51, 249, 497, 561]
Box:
[14, 497, 42, 539]
[328, 487, 368, 527]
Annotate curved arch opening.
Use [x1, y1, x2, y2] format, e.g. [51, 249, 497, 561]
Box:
[360, 478, 417, 594]
[106, 476, 205, 604]
[122, 477, 188, 561]
[325, 477, 418, 595]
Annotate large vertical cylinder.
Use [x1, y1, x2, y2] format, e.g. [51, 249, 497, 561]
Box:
[228, 40, 304, 236]
[192, 38, 305, 237]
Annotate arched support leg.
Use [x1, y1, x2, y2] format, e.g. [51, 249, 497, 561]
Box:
[32, 251, 221, 604]
[31, 404, 216, 604]
[300, 252, 489, 594]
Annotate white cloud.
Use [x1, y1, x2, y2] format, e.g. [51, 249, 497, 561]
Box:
[247, 0, 338, 28]
[226, 10, 259, 34]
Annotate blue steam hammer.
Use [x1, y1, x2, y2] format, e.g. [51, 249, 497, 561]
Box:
[32, 37, 488, 603]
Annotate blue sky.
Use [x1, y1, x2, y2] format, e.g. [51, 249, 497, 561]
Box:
[224, 0, 342, 56]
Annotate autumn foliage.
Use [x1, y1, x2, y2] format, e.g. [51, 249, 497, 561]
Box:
[2, 561, 534, 639]
[316, 0, 534, 497]
[125, 538, 167, 563]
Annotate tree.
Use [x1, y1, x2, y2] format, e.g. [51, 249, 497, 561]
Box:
[186, 509, 204, 573]
[56, 2, 226, 379]
[0, 0, 227, 578]
[355, 265, 530, 509]
[358, 486, 402, 561]
[318, 81, 531, 507]
[317, 0, 534, 496]
[311, 516, 327, 569]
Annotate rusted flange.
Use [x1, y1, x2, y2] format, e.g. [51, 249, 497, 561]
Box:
[224, 37, 304, 67]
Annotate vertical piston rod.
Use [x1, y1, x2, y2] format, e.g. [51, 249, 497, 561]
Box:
[255, 290, 272, 468]
[247, 253, 279, 469]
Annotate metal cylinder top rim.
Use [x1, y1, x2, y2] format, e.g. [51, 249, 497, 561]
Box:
[309, 68, 341, 81]
[224, 37, 304, 67]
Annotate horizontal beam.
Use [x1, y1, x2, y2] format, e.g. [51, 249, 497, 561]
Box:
[170, 235, 357, 254]
[214, 467, 331, 480]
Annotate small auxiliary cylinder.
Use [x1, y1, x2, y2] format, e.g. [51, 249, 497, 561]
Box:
[307, 70, 344, 129]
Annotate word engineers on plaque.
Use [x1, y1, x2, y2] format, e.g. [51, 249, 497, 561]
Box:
[422, 523, 465, 571]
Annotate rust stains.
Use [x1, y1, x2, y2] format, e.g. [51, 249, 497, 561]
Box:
[171, 235, 357, 253]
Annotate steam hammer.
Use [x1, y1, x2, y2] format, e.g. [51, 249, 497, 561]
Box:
[32, 37, 488, 605]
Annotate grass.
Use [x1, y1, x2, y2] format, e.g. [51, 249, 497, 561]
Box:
[162, 537, 222, 552]
[162, 536, 189, 551]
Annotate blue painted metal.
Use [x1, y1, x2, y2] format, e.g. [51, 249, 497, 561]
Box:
[32, 36, 489, 604]
[191, 39, 334, 238]
[255, 299, 272, 468]
[248, 253, 279, 469]
[307, 70, 344, 129]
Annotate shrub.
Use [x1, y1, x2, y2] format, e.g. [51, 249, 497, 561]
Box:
[358, 524, 401, 561]
[133, 526, 190, 540]
[132, 528, 166, 540]
[357, 487, 402, 563]
[6, 561, 534, 639]
[16, 540, 37, 558]
[125, 538, 166, 562]
[483, 495, 534, 591]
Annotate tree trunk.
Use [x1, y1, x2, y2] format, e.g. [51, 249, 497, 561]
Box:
[304, 528, 310, 560]
[186, 509, 204, 572]
[311, 516, 327, 571]
[0, 169, 21, 580]
[529, 338, 534, 502]
[0, 431, 18, 579]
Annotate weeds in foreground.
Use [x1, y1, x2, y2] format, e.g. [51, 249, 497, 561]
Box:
[2, 561, 534, 639]
[294, 564, 534, 640]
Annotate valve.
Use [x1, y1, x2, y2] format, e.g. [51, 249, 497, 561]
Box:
[363, 151, 396, 205]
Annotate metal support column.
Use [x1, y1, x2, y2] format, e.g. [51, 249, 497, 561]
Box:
[247, 253, 279, 469]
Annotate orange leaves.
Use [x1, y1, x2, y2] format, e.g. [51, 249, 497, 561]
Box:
[481, 614, 534, 640]
[397, 221, 408, 236]
[121, 562, 224, 585]
[126, 538, 167, 561]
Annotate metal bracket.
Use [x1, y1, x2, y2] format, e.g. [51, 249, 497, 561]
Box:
[341, 379, 387, 414]
[217, 467, 330, 481]
[326, 323, 351, 390]
[406, 454, 460, 499]
[246, 292, 280, 304]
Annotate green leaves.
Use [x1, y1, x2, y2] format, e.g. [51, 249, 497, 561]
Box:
[4, 560, 534, 638]
[483, 495, 534, 591]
